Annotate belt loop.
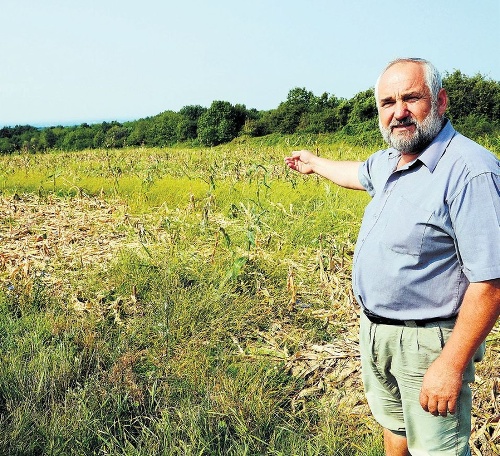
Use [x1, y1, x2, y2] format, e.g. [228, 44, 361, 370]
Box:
[404, 320, 418, 327]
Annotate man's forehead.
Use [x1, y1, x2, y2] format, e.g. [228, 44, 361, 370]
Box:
[378, 63, 427, 96]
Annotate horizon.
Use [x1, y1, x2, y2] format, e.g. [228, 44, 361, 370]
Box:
[5, 66, 497, 130]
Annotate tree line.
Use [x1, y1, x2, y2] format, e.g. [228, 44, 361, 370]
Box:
[1, 70, 499, 154]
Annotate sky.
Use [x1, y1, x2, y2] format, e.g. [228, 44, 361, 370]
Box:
[1, 0, 499, 127]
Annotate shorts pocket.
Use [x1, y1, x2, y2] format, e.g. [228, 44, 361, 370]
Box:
[415, 326, 445, 366]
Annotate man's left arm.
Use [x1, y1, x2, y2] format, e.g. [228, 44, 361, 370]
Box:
[419, 278, 500, 417]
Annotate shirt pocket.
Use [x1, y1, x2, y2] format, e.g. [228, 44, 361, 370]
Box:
[381, 195, 433, 256]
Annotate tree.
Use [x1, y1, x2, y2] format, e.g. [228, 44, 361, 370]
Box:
[0, 137, 14, 154]
[126, 120, 148, 146]
[269, 87, 316, 134]
[296, 93, 343, 133]
[197, 101, 246, 146]
[145, 111, 182, 146]
[444, 71, 500, 122]
[104, 123, 130, 148]
[347, 89, 377, 124]
[39, 128, 57, 150]
[177, 105, 207, 141]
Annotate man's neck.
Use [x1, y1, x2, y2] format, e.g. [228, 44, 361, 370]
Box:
[397, 152, 420, 169]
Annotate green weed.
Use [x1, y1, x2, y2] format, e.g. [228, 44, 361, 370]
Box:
[2, 137, 494, 455]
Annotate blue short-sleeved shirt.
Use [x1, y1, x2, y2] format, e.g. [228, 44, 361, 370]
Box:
[353, 120, 500, 320]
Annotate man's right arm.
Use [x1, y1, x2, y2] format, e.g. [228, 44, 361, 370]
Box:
[284, 149, 365, 190]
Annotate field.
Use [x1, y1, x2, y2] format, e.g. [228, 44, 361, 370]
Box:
[0, 137, 498, 455]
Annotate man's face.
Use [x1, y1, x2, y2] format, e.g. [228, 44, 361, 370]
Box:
[377, 62, 447, 154]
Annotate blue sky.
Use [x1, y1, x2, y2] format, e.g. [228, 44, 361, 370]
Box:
[1, 0, 499, 127]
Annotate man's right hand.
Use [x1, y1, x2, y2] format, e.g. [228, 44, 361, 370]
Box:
[284, 150, 316, 174]
[284, 151, 365, 190]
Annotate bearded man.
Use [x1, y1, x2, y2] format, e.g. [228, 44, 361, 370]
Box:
[285, 58, 500, 456]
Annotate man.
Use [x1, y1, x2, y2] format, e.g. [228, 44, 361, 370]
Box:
[285, 58, 500, 456]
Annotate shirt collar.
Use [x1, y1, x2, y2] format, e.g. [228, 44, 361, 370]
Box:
[387, 120, 457, 172]
[417, 120, 456, 172]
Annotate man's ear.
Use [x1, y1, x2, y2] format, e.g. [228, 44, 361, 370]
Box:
[437, 88, 448, 116]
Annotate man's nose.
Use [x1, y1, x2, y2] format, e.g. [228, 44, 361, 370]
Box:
[394, 100, 409, 119]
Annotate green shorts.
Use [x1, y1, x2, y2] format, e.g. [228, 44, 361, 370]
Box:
[360, 312, 485, 456]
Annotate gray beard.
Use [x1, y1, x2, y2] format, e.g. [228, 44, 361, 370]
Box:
[379, 105, 444, 154]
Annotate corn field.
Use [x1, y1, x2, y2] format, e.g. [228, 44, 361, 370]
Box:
[0, 139, 498, 455]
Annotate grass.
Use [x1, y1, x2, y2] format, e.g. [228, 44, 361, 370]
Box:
[0, 136, 497, 455]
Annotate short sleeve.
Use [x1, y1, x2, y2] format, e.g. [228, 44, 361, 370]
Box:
[359, 159, 375, 197]
[450, 172, 500, 282]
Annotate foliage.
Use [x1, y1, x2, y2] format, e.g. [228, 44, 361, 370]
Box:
[197, 101, 247, 146]
[145, 111, 182, 147]
[1, 72, 500, 153]
[272, 87, 317, 134]
[177, 105, 207, 141]
[347, 89, 377, 124]
[444, 70, 500, 122]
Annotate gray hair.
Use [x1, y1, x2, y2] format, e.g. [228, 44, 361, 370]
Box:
[374, 58, 443, 106]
